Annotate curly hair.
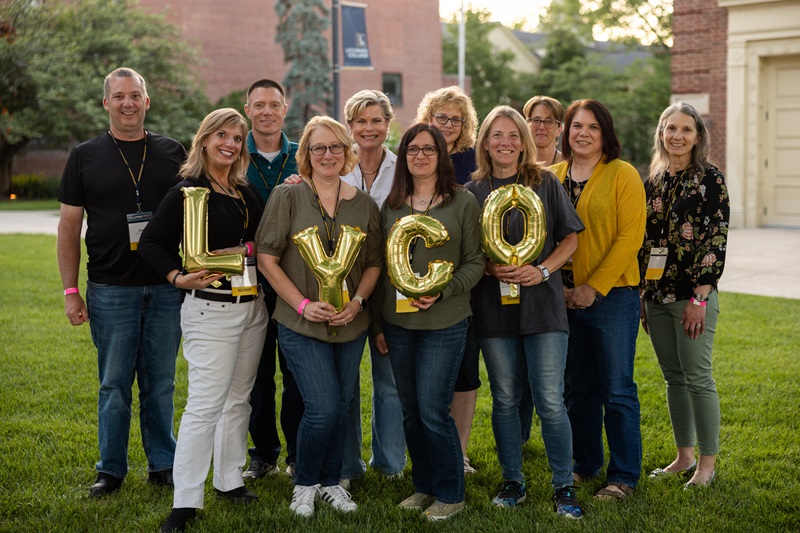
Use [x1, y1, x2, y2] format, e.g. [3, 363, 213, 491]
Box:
[414, 86, 478, 154]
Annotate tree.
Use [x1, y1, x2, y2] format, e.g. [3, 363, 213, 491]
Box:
[0, 0, 209, 196]
[589, 0, 672, 48]
[442, 9, 525, 121]
[275, 0, 331, 139]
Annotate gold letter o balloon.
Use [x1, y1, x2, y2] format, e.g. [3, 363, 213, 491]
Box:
[481, 184, 546, 267]
[386, 214, 454, 299]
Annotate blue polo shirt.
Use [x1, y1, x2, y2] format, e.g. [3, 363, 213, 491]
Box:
[246, 130, 299, 204]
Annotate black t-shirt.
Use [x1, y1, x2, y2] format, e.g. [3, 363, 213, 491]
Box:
[138, 175, 265, 290]
[59, 131, 186, 285]
[466, 171, 584, 337]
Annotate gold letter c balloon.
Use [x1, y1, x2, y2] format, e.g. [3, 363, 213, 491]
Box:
[386, 214, 454, 299]
[481, 184, 546, 296]
[293, 224, 366, 313]
[182, 187, 245, 276]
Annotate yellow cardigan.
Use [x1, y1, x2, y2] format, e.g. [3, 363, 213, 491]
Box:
[551, 158, 646, 296]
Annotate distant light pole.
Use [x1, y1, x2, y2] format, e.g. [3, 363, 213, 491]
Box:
[458, 0, 465, 90]
[332, 0, 340, 120]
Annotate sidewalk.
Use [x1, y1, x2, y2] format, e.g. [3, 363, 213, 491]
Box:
[2, 209, 798, 299]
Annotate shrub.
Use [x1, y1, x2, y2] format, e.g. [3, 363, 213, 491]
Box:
[10, 173, 60, 199]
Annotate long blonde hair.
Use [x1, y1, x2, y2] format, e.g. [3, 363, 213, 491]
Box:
[180, 108, 249, 186]
[473, 106, 543, 188]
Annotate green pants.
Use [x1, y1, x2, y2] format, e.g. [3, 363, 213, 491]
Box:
[644, 292, 720, 455]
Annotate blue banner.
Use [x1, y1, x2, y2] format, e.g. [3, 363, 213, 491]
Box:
[342, 3, 373, 69]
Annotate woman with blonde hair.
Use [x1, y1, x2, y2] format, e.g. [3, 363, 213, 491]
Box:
[467, 106, 583, 517]
[256, 116, 383, 517]
[139, 108, 268, 532]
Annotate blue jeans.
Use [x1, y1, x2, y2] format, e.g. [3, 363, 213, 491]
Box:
[383, 319, 468, 504]
[342, 336, 408, 479]
[86, 281, 182, 478]
[278, 325, 366, 487]
[564, 287, 642, 487]
[481, 332, 573, 488]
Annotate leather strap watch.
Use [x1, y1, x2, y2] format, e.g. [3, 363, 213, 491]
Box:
[537, 264, 550, 282]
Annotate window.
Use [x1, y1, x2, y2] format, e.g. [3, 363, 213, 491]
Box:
[382, 73, 402, 106]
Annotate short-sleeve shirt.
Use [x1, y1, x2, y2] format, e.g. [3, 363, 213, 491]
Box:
[466, 172, 584, 337]
[58, 131, 186, 285]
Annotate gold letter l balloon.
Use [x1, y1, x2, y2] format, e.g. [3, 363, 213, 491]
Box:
[293, 225, 367, 313]
[182, 187, 244, 276]
[386, 214, 454, 299]
[481, 184, 546, 297]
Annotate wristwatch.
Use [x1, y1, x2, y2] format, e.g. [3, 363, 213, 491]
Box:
[537, 264, 550, 282]
[353, 295, 366, 312]
[693, 293, 709, 303]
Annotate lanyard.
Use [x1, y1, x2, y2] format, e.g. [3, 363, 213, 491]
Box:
[408, 192, 437, 264]
[659, 167, 689, 243]
[207, 174, 249, 245]
[488, 173, 520, 239]
[250, 151, 288, 192]
[358, 148, 386, 192]
[309, 177, 341, 254]
[109, 130, 147, 212]
[564, 167, 587, 208]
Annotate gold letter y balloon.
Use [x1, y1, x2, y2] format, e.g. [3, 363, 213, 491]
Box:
[386, 214, 453, 299]
[182, 187, 244, 276]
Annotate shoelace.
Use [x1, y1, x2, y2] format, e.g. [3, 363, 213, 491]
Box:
[292, 485, 319, 505]
[323, 485, 353, 503]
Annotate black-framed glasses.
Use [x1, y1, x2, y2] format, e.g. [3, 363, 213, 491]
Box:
[308, 143, 346, 156]
[431, 114, 464, 127]
[526, 117, 561, 128]
[406, 145, 439, 156]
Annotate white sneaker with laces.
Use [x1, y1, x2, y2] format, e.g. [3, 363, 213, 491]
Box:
[290, 484, 320, 517]
[320, 484, 358, 512]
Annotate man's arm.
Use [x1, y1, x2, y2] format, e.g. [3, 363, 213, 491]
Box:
[57, 203, 89, 325]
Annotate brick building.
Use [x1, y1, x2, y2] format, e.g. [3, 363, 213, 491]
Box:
[672, 0, 800, 228]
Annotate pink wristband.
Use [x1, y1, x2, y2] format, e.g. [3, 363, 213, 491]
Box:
[64, 287, 79, 296]
[690, 297, 707, 307]
[244, 242, 254, 256]
[297, 298, 311, 315]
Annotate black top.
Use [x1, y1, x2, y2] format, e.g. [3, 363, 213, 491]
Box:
[451, 147, 477, 185]
[466, 172, 584, 337]
[138, 175, 265, 291]
[59, 131, 186, 285]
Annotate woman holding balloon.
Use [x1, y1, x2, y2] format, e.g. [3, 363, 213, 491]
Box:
[255, 116, 383, 517]
[466, 106, 583, 517]
[379, 123, 484, 521]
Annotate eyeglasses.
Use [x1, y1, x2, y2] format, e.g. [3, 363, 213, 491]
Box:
[308, 143, 346, 156]
[406, 145, 439, 156]
[431, 114, 464, 127]
[527, 117, 561, 129]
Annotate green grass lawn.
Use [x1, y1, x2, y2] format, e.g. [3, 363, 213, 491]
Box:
[1, 234, 798, 532]
[0, 199, 60, 211]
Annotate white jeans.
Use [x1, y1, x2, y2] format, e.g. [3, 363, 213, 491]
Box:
[173, 293, 268, 509]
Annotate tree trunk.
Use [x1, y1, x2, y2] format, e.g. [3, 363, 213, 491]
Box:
[0, 137, 26, 197]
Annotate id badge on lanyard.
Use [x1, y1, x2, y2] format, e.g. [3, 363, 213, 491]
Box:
[231, 256, 258, 296]
[499, 281, 520, 305]
[395, 270, 420, 313]
[645, 247, 668, 280]
[127, 211, 152, 250]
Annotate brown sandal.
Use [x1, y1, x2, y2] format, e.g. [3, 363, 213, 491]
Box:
[594, 483, 634, 500]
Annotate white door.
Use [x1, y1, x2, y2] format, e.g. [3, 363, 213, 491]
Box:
[763, 54, 800, 227]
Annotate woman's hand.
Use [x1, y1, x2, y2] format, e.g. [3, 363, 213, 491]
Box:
[681, 300, 706, 339]
[301, 300, 337, 323]
[283, 174, 303, 185]
[566, 283, 598, 309]
[329, 300, 360, 327]
[375, 333, 389, 355]
[209, 245, 246, 255]
[411, 293, 440, 311]
[486, 263, 541, 286]
[175, 270, 225, 290]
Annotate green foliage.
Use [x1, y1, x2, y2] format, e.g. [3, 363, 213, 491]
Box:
[215, 90, 248, 113]
[442, 10, 528, 121]
[275, 0, 331, 139]
[10, 173, 60, 199]
[2, 233, 800, 532]
[0, 0, 210, 195]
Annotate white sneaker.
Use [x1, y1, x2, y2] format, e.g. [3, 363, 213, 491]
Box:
[289, 484, 320, 517]
[320, 484, 358, 513]
[338, 478, 351, 490]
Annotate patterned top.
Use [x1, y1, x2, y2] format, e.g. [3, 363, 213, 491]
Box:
[639, 164, 730, 304]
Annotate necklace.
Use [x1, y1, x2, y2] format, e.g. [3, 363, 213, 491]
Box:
[207, 173, 236, 198]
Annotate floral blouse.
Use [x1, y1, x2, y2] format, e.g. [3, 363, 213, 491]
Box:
[639, 164, 730, 304]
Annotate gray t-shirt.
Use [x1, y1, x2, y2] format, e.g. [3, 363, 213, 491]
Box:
[466, 171, 584, 337]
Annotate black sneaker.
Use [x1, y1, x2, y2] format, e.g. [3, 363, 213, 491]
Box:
[492, 480, 526, 507]
[148, 468, 173, 487]
[88, 472, 123, 498]
[215, 486, 259, 504]
[553, 485, 583, 519]
[242, 458, 279, 479]
[160, 507, 197, 532]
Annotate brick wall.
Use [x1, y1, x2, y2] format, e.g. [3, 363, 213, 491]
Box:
[671, 0, 728, 172]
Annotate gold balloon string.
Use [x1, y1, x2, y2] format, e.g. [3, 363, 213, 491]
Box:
[206, 174, 249, 245]
[309, 177, 342, 254]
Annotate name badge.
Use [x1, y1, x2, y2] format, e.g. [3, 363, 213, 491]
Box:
[645, 247, 668, 280]
[127, 211, 152, 250]
[499, 281, 520, 305]
[395, 289, 419, 313]
[231, 256, 258, 296]
[341, 279, 351, 305]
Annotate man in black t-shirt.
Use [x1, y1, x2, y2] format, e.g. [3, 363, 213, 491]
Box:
[57, 67, 186, 498]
